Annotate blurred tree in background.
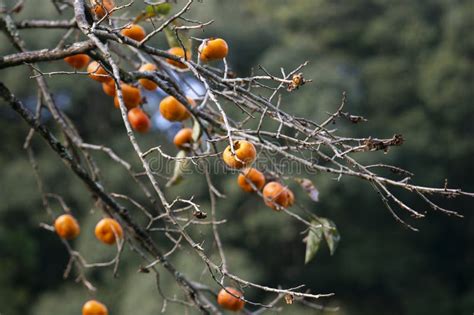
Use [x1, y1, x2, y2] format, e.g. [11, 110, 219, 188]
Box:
[0, 0, 473, 314]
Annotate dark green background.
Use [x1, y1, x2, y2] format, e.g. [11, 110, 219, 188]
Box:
[0, 0, 473, 314]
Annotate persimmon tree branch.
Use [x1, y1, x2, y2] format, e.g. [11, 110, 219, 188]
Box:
[15, 19, 77, 28]
[0, 81, 214, 314]
[1, 0, 472, 313]
[0, 40, 95, 69]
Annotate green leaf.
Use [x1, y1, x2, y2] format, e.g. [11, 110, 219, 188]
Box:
[146, 3, 172, 16]
[135, 3, 172, 23]
[166, 150, 190, 187]
[164, 27, 178, 48]
[304, 220, 323, 264]
[319, 217, 340, 255]
[294, 177, 319, 202]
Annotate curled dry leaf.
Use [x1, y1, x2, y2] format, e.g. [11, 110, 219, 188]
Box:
[193, 210, 207, 219]
[166, 150, 190, 187]
[284, 293, 294, 305]
[287, 72, 307, 91]
[138, 266, 150, 273]
[295, 177, 319, 202]
[191, 116, 202, 142]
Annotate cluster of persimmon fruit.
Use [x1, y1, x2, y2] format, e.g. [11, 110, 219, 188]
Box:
[78, 290, 245, 314]
[53, 213, 122, 314]
[60, 4, 296, 312]
[54, 213, 123, 245]
[223, 140, 295, 210]
[55, 211, 245, 313]
[63, 22, 228, 151]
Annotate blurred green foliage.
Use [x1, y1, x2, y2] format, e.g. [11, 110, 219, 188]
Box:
[0, 0, 473, 314]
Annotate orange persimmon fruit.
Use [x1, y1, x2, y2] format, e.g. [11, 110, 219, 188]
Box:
[82, 299, 108, 315]
[128, 108, 151, 133]
[138, 63, 158, 91]
[222, 140, 256, 169]
[166, 47, 191, 69]
[91, 0, 115, 19]
[237, 168, 265, 192]
[159, 96, 194, 121]
[64, 54, 90, 69]
[54, 214, 80, 240]
[217, 287, 245, 312]
[87, 61, 111, 83]
[262, 181, 290, 210]
[173, 128, 193, 149]
[94, 218, 123, 245]
[199, 38, 228, 62]
[121, 23, 146, 42]
[102, 80, 116, 97]
[286, 188, 295, 207]
[113, 83, 141, 110]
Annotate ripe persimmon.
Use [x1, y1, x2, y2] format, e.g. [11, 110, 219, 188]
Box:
[166, 47, 191, 69]
[217, 287, 245, 312]
[102, 80, 116, 97]
[54, 214, 80, 240]
[87, 61, 111, 83]
[138, 63, 158, 90]
[82, 299, 108, 315]
[222, 140, 256, 169]
[91, 0, 115, 19]
[64, 54, 90, 69]
[159, 96, 194, 121]
[286, 189, 295, 207]
[237, 168, 265, 192]
[199, 38, 228, 62]
[113, 83, 141, 109]
[263, 181, 290, 210]
[121, 23, 146, 42]
[95, 218, 123, 245]
[128, 108, 151, 133]
[173, 128, 193, 149]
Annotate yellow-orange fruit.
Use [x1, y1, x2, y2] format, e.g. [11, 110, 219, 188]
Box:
[217, 287, 245, 312]
[263, 181, 290, 211]
[199, 38, 228, 62]
[237, 168, 265, 192]
[166, 47, 191, 69]
[121, 24, 146, 42]
[64, 54, 90, 69]
[138, 63, 158, 90]
[87, 61, 111, 83]
[54, 214, 80, 240]
[113, 83, 141, 110]
[82, 299, 108, 315]
[91, 0, 115, 18]
[173, 128, 193, 149]
[128, 108, 151, 133]
[222, 141, 256, 169]
[286, 189, 295, 207]
[95, 218, 123, 245]
[159, 96, 194, 121]
[102, 80, 116, 97]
